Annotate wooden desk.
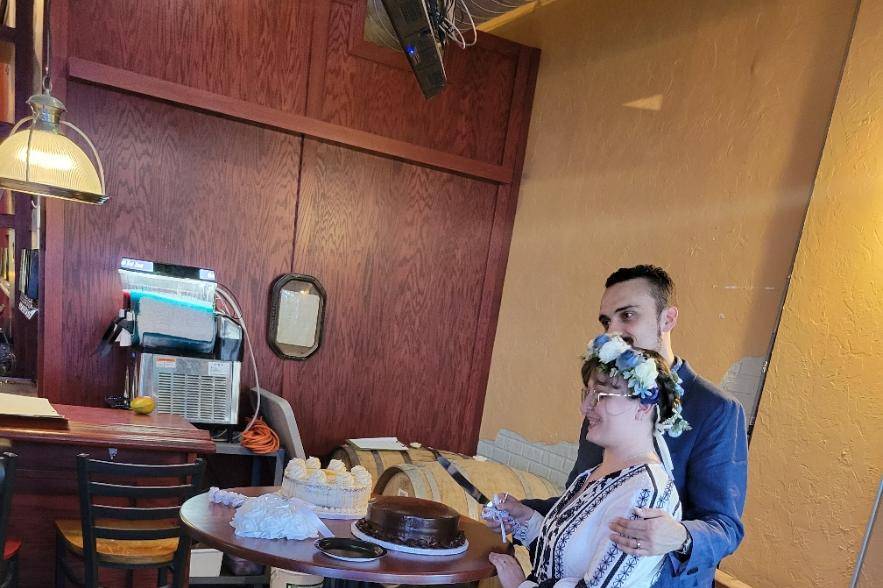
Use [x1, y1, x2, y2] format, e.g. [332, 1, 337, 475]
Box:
[181, 487, 508, 585]
[0, 404, 215, 588]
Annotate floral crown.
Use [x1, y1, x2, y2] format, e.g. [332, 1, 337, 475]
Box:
[584, 333, 691, 437]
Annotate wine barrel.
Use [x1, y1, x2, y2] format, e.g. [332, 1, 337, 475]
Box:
[374, 460, 558, 521]
[329, 444, 465, 487]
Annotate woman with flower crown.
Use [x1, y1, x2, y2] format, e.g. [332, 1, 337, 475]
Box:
[484, 334, 690, 588]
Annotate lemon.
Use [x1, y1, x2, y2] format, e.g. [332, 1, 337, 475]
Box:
[130, 396, 156, 415]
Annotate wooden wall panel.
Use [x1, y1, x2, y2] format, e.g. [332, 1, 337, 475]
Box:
[284, 140, 498, 455]
[463, 47, 541, 452]
[314, 0, 518, 164]
[53, 81, 300, 406]
[69, 0, 313, 115]
[39, 0, 538, 469]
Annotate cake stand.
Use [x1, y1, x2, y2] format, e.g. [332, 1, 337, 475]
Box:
[350, 521, 469, 556]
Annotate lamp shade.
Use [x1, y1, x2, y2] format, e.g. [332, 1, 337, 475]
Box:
[0, 94, 107, 205]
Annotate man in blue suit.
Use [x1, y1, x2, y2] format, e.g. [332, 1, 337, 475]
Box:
[523, 265, 748, 587]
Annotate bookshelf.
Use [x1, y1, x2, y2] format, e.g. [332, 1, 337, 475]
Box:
[0, 0, 37, 379]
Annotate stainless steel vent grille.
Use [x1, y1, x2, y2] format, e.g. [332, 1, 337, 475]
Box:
[155, 372, 230, 422]
[139, 353, 240, 425]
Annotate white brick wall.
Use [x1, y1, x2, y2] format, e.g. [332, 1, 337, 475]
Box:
[477, 429, 577, 490]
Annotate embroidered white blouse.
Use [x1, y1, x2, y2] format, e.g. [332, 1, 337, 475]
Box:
[517, 463, 681, 588]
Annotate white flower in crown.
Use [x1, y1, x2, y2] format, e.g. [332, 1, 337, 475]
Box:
[598, 337, 630, 363]
[633, 357, 659, 389]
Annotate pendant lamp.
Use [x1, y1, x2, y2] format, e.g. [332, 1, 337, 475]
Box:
[0, 0, 107, 204]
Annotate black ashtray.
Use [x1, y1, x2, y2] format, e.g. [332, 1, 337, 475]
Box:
[315, 537, 387, 562]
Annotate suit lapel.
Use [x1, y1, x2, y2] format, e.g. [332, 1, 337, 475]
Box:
[675, 359, 698, 394]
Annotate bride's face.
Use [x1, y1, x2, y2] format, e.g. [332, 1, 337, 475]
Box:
[582, 370, 643, 448]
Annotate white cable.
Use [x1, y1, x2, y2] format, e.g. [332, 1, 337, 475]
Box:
[441, 18, 467, 49]
[470, 0, 522, 17]
[452, 2, 471, 26]
[216, 284, 261, 434]
[437, 0, 477, 48]
[215, 295, 233, 318]
[455, 0, 478, 46]
[452, 28, 467, 49]
[484, 0, 530, 11]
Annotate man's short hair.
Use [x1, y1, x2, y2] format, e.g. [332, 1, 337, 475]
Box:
[605, 265, 675, 314]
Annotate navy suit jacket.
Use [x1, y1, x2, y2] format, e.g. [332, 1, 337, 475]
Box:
[523, 360, 748, 588]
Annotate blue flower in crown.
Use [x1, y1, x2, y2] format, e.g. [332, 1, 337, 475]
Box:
[638, 385, 660, 405]
[592, 333, 611, 350]
[586, 333, 609, 361]
[615, 349, 641, 372]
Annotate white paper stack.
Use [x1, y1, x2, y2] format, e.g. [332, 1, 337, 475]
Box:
[0, 392, 64, 419]
[347, 437, 408, 451]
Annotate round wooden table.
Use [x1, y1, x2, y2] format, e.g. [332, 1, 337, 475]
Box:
[180, 487, 510, 584]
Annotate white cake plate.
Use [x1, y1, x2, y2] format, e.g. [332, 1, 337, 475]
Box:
[351, 522, 469, 556]
[272, 491, 366, 520]
[314, 508, 366, 520]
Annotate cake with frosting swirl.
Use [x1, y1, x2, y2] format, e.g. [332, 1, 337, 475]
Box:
[280, 457, 372, 516]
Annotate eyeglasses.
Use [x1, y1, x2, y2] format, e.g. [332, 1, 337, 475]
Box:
[581, 387, 633, 408]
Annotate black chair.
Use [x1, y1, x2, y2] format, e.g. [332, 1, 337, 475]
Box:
[54, 454, 205, 588]
[0, 452, 19, 588]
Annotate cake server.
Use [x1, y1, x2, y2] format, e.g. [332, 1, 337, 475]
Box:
[435, 453, 491, 505]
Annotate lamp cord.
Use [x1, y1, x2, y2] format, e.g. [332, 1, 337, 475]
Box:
[43, 0, 52, 94]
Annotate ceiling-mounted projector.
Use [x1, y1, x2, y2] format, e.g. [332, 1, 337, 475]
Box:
[379, 0, 447, 98]
[372, 0, 533, 99]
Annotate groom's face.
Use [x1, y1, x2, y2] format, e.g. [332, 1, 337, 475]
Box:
[598, 278, 663, 352]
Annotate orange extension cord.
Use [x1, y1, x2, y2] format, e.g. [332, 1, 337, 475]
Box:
[239, 418, 281, 454]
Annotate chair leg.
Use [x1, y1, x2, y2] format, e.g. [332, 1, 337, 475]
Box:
[172, 545, 192, 588]
[126, 569, 134, 588]
[55, 532, 66, 588]
[157, 566, 167, 587]
[0, 554, 13, 588]
[9, 553, 17, 588]
[171, 562, 185, 588]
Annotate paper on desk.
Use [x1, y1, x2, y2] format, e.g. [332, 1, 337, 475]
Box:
[0, 392, 64, 418]
[347, 437, 408, 451]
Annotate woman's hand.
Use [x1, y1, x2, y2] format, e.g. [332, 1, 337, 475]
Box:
[485, 493, 534, 531]
[489, 552, 526, 588]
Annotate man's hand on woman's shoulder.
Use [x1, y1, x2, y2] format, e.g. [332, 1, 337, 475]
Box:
[608, 507, 688, 556]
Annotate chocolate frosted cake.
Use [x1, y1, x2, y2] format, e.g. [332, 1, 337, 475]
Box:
[355, 496, 466, 549]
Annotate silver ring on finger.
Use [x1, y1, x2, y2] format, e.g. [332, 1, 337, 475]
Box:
[635, 540, 641, 550]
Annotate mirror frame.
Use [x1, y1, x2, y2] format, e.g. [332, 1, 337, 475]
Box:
[267, 273, 326, 360]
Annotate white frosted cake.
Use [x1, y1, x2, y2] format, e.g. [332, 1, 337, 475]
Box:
[280, 457, 372, 516]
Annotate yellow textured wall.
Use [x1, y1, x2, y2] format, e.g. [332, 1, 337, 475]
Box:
[724, 0, 883, 584]
[481, 0, 857, 442]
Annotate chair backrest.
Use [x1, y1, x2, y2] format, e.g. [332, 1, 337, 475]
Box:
[0, 453, 17, 581]
[251, 387, 305, 459]
[76, 453, 205, 583]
